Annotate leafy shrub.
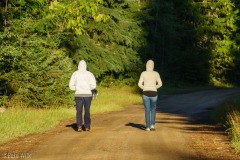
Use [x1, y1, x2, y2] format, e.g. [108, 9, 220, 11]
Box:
[0, 33, 74, 108]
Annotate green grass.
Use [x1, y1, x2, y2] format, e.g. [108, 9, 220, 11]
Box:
[0, 86, 142, 144]
[211, 98, 240, 153]
[227, 110, 240, 153]
[91, 86, 142, 114]
[0, 107, 75, 144]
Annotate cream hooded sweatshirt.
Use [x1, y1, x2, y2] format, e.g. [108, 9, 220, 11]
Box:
[69, 60, 96, 96]
[138, 60, 162, 92]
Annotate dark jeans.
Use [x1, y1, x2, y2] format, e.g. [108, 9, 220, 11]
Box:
[75, 97, 92, 128]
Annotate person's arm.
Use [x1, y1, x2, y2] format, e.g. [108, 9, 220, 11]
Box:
[89, 73, 97, 90]
[138, 73, 144, 90]
[69, 73, 76, 91]
[156, 73, 162, 89]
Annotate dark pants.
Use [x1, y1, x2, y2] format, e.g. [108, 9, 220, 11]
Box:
[75, 97, 92, 128]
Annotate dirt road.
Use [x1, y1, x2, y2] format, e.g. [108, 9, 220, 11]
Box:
[1, 89, 240, 160]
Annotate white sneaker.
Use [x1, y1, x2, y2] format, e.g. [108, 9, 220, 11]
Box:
[145, 128, 150, 131]
[150, 125, 155, 131]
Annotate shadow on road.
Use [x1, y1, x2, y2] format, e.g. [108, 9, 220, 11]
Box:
[65, 123, 78, 132]
[125, 122, 145, 130]
[152, 89, 240, 159]
[157, 89, 240, 125]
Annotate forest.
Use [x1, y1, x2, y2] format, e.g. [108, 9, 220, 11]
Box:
[0, 0, 240, 108]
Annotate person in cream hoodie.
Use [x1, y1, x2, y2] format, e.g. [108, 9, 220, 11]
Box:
[138, 60, 162, 131]
[69, 60, 96, 132]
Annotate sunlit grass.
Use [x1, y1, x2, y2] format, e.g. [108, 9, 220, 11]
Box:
[227, 110, 240, 153]
[0, 86, 142, 144]
[212, 98, 240, 153]
[91, 86, 142, 114]
[210, 78, 235, 88]
[0, 107, 75, 144]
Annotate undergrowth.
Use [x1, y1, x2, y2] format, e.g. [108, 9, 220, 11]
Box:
[212, 98, 240, 153]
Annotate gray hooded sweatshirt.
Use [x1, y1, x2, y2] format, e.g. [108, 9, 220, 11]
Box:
[138, 60, 162, 92]
[69, 60, 96, 96]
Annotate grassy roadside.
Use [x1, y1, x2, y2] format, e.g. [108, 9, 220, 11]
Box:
[0, 84, 231, 145]
[211, 98, 240, 153]
[0, 86, 142, 144]
[0, 107, 75, 144]
[91, 86, 142, 114]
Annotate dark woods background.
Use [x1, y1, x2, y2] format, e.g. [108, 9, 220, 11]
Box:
[0, 0, 239, 107]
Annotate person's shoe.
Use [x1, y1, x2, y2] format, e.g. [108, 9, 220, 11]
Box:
[77, 127, 83, 132]
[150, 125, 156, 131]
[85, 127, 91, 132]
[145, 128, 150, 131]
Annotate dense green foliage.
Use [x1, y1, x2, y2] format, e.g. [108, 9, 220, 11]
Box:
[0, 0, 239, 108]
[64, 0, 145, 85]
[196, 0, 240, 86]
[140, 0, 240, 86]
[139, 0, 210, 84]
[0, 0, 75, 107]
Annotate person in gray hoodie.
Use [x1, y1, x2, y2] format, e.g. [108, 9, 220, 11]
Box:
[69, 60, 97, 132]
[138, 60, 162, 131]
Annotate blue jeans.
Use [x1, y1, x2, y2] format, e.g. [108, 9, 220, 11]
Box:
[142, 95, 158, 129]
[75, 97, 92, 128]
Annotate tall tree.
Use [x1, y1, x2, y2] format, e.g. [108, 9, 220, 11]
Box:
[0, 0, 107, 107]
[63, 0, 146, 86]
